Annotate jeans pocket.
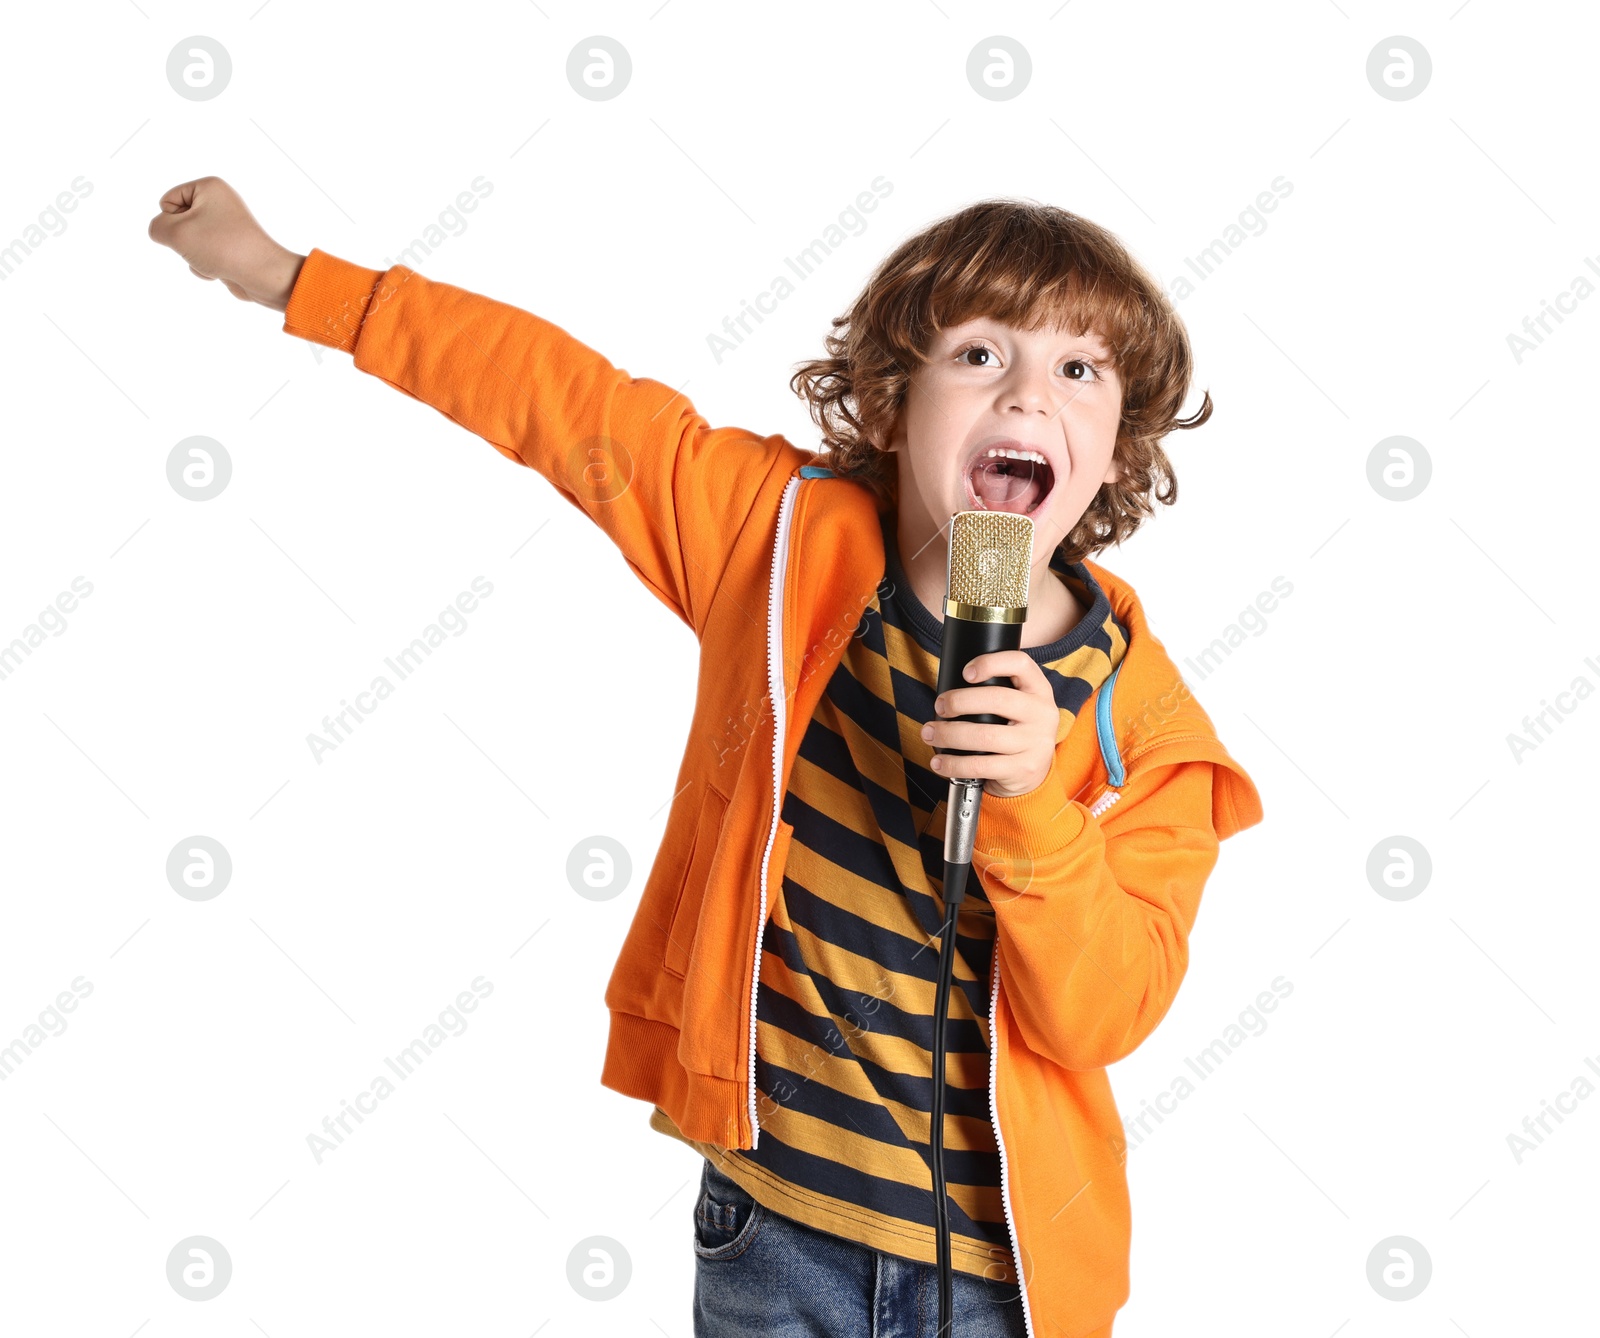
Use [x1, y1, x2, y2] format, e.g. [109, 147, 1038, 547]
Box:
[692, 1157, 764, 1260]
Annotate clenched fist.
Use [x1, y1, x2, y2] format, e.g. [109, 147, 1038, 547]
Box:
[147, 176, 305, 312]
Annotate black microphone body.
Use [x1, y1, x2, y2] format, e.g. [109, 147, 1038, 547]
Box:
[935, 615, 1024, 749]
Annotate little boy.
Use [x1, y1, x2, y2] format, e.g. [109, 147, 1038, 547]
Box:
[150, 179, 1263, 1338]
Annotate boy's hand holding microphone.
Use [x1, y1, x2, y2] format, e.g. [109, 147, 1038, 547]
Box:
[147, 175, 305, 312]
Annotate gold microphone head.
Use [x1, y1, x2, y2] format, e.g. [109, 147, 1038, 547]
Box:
[945, 510, 1034, 623]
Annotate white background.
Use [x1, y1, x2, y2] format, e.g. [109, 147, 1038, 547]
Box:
[1, 1, 1595, 1333]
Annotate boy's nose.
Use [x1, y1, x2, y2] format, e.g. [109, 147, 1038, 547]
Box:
[1001, 371, 1056, 415]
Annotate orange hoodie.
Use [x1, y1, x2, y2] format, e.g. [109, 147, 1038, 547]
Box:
[282, 248, 1265, 1338]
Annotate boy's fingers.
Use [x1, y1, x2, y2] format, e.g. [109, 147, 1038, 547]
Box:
[932, 721, 1023, 755]
[962, 649, 1045, 693]
[964, 649, 1017, 677]
[149, 208, 194, 249]
[936, 686, 1022, 719]
[931, 749, 1004, 780]
[149, 179, 212, 246]
[158, 178, 205, 213]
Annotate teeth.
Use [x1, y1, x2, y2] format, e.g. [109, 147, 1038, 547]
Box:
[980, 447, 1047, 465]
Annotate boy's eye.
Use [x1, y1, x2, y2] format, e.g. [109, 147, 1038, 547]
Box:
[955, 342, 1103, 382]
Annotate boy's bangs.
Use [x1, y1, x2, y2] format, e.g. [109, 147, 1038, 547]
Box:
[925, 260, 1146, 372]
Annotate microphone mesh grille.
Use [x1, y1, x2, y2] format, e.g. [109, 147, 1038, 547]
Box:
[947, 510, 1034, 610]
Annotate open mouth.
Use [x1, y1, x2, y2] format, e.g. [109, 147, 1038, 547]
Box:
[963, 446, 1056, 516]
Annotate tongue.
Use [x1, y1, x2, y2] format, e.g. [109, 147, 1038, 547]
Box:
[970, 460, 1043, 515]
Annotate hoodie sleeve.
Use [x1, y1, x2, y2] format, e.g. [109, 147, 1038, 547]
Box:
[973, 755, 1240, 1073]
[281, 248, 804, 637]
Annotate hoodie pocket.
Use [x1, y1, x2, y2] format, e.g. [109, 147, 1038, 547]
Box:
[664, 784, 729, 978]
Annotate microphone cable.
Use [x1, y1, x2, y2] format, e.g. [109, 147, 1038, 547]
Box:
[932, 777, 982, 1337]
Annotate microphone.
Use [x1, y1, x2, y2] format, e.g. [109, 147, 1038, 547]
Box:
[928, 507, 1034, 1338]
[934, 509, 1036, 864]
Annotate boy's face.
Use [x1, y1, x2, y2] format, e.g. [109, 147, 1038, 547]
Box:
[883, 314, 1123, 571]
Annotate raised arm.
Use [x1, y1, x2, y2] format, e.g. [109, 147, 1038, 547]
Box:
[149, 176, 807, 636]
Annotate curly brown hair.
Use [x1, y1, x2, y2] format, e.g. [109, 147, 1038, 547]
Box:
[788, 198, 1211, 563]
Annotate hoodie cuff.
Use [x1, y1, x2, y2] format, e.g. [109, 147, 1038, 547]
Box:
[973, 768, 1090, 865]
[282, 247, 387, 353]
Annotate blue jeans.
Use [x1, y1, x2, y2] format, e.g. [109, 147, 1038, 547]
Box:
[692, 1155, 1029, 1337]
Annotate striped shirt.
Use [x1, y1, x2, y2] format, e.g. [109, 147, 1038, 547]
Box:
[653, 508, 1129, 1280]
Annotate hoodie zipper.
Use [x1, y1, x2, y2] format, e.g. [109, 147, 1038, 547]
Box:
[1088, 789, 1122, 818]
[988, 945, 1037, 1338]
[749, 473, 802, 1149]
